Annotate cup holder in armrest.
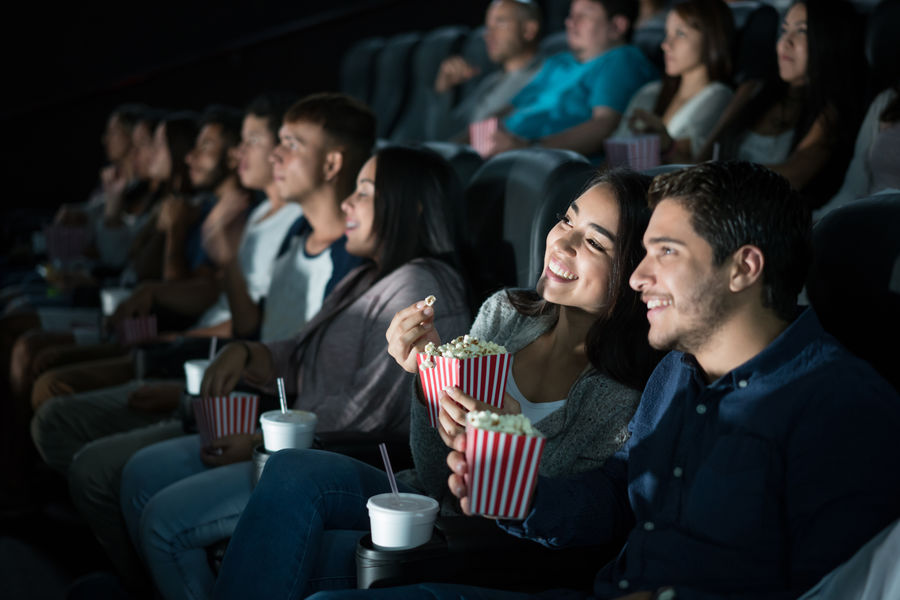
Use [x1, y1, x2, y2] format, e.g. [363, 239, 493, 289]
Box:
[356, 516, 613, 591]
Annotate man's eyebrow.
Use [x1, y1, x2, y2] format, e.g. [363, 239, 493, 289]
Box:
[647, 236, 686, 246]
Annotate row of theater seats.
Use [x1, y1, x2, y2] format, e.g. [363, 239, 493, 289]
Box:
[342, 0, 896, 144]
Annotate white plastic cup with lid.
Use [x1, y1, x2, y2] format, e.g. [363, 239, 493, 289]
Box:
[100, 287, 132, 317]
[183, 359, 211, 396]
[367, 493, 439, 550]
[259, 409, 317, 452]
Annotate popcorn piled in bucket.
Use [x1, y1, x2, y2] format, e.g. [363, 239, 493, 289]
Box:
[420, 335, 507, 368]
[416, 334, 511, 427]
[466, 410, 540, 436]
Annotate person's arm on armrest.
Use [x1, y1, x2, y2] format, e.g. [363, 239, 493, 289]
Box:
[538, 107, 623, 155]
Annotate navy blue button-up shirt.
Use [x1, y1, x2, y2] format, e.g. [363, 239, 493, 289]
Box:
[502, 309, 900, 599]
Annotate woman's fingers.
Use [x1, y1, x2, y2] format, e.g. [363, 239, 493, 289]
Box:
[439, 393, 469, 428]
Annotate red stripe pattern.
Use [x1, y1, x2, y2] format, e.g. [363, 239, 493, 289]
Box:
[464, 423, 545, 519]
[604, 134, 661, 171]
[192, 394, 260, 446]
[469, 117, 498, 158]
[416, 353, 511, 427]
[116, 315, 158, 346]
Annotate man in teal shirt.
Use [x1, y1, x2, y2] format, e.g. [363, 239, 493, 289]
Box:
[491, 0, 658, 158]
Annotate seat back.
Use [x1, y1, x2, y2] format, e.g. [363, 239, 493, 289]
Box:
[370, 32, 421, 139]
[506, 149, 595, 288]
[391, 26, 469, 142]
[459, 26, 498, 102]
[865, 0, 900, 89]
[733, 2, 778, 84]
[339, 37, 385, 106]
[421, 141, 484, 187]
[806, 193, 900, 391]
[633, 22, 665, 72]
[538, 31, 569, 58]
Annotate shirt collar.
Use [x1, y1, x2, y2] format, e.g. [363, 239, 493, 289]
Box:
[680, 307, 824, 391]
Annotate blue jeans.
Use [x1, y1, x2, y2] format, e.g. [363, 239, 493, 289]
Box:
[212, 449, 416, 600]
[120, 434, 254, 600]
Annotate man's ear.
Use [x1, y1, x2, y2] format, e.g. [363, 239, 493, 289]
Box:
[729, 245, 765, 293]
[323, 150, 343, 182]
[609, 15, 630, 42]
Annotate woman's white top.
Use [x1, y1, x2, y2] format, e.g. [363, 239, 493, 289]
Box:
[736, 129, 794, 164]
[506, 366, 567, 427]
[192, 199, 302, 329]
[816, 88, 900, 220]
[612, 80, 734, 156]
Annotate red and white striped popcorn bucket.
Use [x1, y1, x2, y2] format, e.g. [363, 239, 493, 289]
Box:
[44, 225, 92, 262]
[469, 117, 498, 158]
[416, 353, 512, 428]
[192, 393, 260, 446]
[464, 423, 545, 519]
[603, 134, 661, 171]
[116, 315, 158, 346]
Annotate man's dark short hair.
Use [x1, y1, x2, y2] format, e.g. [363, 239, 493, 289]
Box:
[589, 0, 639, 41]
[245, 92, 299, 140]
[648, 161, 812, 321]
[283, 93, 377, 201]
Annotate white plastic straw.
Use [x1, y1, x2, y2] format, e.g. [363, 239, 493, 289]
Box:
[378, 443, 400, 497]
[209, 336, 217, 361]
[276, 377, 288, 414]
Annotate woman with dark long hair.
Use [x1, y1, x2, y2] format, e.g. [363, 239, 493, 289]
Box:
[612, 0, 736, 163]
[211, 168, 664, 599]
[116, 146, 472, 600]
[716, 0, 865, 208]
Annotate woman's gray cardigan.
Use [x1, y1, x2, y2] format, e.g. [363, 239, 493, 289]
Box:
[397, 290, 642, 515]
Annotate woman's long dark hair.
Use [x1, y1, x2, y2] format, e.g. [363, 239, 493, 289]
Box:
[292, 145, 468, 360]
[508, 169, 664, 391]
[654, 0, 735, 117]
[721, 0, 864, 202]
[159, 111, 198, 196]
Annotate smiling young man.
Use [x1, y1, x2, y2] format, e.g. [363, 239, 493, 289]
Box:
[322, 161, 900, 600]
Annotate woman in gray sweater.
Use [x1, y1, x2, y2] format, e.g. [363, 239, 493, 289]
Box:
[213, 169, 663, 599]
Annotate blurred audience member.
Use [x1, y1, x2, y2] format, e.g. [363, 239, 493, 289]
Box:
[713, 0, 865, 208]
[611, 0, 734, 163]
[425, 0, 543, 141]
[489, 0, 658, 158]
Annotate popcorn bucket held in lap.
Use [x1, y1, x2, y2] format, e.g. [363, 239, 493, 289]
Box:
[192, 392, 260, 447]
[464, 411, 545, 520]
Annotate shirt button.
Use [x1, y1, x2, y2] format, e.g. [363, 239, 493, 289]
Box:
[643, 521, 655, 531]
[618, 579, 629, 590]
[673, 466, 683, 478]
[738, 379, 748, 388]
[696, 404, 707, 414]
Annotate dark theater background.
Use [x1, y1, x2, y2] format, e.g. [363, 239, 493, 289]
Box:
[0, 0, 486, 253]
